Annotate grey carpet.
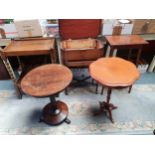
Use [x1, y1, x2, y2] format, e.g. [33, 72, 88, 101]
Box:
[0, 73, 155, 134]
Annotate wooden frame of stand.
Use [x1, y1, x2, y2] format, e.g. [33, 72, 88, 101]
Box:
[0, 37, 56, 99]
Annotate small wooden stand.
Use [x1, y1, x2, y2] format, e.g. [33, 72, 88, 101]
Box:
[21, 64, 73, 126]
[89, 57, 140, 123]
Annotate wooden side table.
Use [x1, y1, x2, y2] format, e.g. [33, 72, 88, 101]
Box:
[21, 64, 73, 125]
[105, 35, 148, 66]
[89, 57, 140, 123]
[0, 38, 56, 98]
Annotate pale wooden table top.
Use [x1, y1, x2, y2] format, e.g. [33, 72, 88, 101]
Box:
[3, 38, 55, 56]
[89, 57, 140, 87]
[105, 35, 148, 46]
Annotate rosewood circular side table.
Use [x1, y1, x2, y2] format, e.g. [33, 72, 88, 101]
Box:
[21, 64, 73, 125]
[89, 57, 140, 123]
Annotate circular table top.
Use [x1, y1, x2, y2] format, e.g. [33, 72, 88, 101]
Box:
[21, 64, 73, 97]
[89, 57, 140, 87]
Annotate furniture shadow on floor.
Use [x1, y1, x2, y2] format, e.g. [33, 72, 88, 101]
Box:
[27, 108, 42, 125]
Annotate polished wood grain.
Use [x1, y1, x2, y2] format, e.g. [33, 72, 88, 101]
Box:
[3, 39, 55, 56]
[105, 35, 148, 46]
[89, 57, 140, 123]
[21, 64, 72, 125]
[21, 64, 73, 97]
[89, 57, 140, 87]
[42, 100, 69, 125]
[62, 49, 103, 67]
[59, 19, 104, 68]
[59, 19, 102, 40]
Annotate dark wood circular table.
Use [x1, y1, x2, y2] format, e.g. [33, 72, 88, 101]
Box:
[21, 64, 73, 125]
[89, 57, 140, 123]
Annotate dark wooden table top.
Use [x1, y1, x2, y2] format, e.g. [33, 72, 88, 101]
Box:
[105, 35, 148, 46]
[89, 57, 140, 87]
[3, 38, 55, 56]
[21, 64, 73, 97]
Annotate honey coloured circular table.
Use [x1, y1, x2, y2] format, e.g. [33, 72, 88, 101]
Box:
[21, 64, 73, 125]
[89, 57, 140, 123]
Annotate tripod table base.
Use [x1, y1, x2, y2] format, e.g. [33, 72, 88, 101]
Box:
[99, 101, 118, 123]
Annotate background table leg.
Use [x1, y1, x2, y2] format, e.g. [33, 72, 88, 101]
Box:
[0, 53, 22, 99]
[109, 47, 114, 57]
[136, 48, 142, 67]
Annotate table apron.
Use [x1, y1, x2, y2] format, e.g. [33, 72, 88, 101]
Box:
[109, 44, 144, 50]
[3, 50, 54, 57]
[94, 80, 132, 89]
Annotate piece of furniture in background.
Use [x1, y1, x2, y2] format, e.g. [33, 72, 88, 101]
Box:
[57, 19, 104, 94]
[0, 39, 21, 80]
[131, 20, 155, 72]
[114, 34, 155, 73]
[89, 57, 140, 123]
[102, 19, 155, 71]
[1, 38, 56, 98]
[105, 35, 148, 66]
[21, 64, 73, 125]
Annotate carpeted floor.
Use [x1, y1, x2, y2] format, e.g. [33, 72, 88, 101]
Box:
[0, 73, 155, 135]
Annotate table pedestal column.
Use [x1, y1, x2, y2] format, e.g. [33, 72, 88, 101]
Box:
[40, 95, 70, 125]
[99, 88, 117, 123]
